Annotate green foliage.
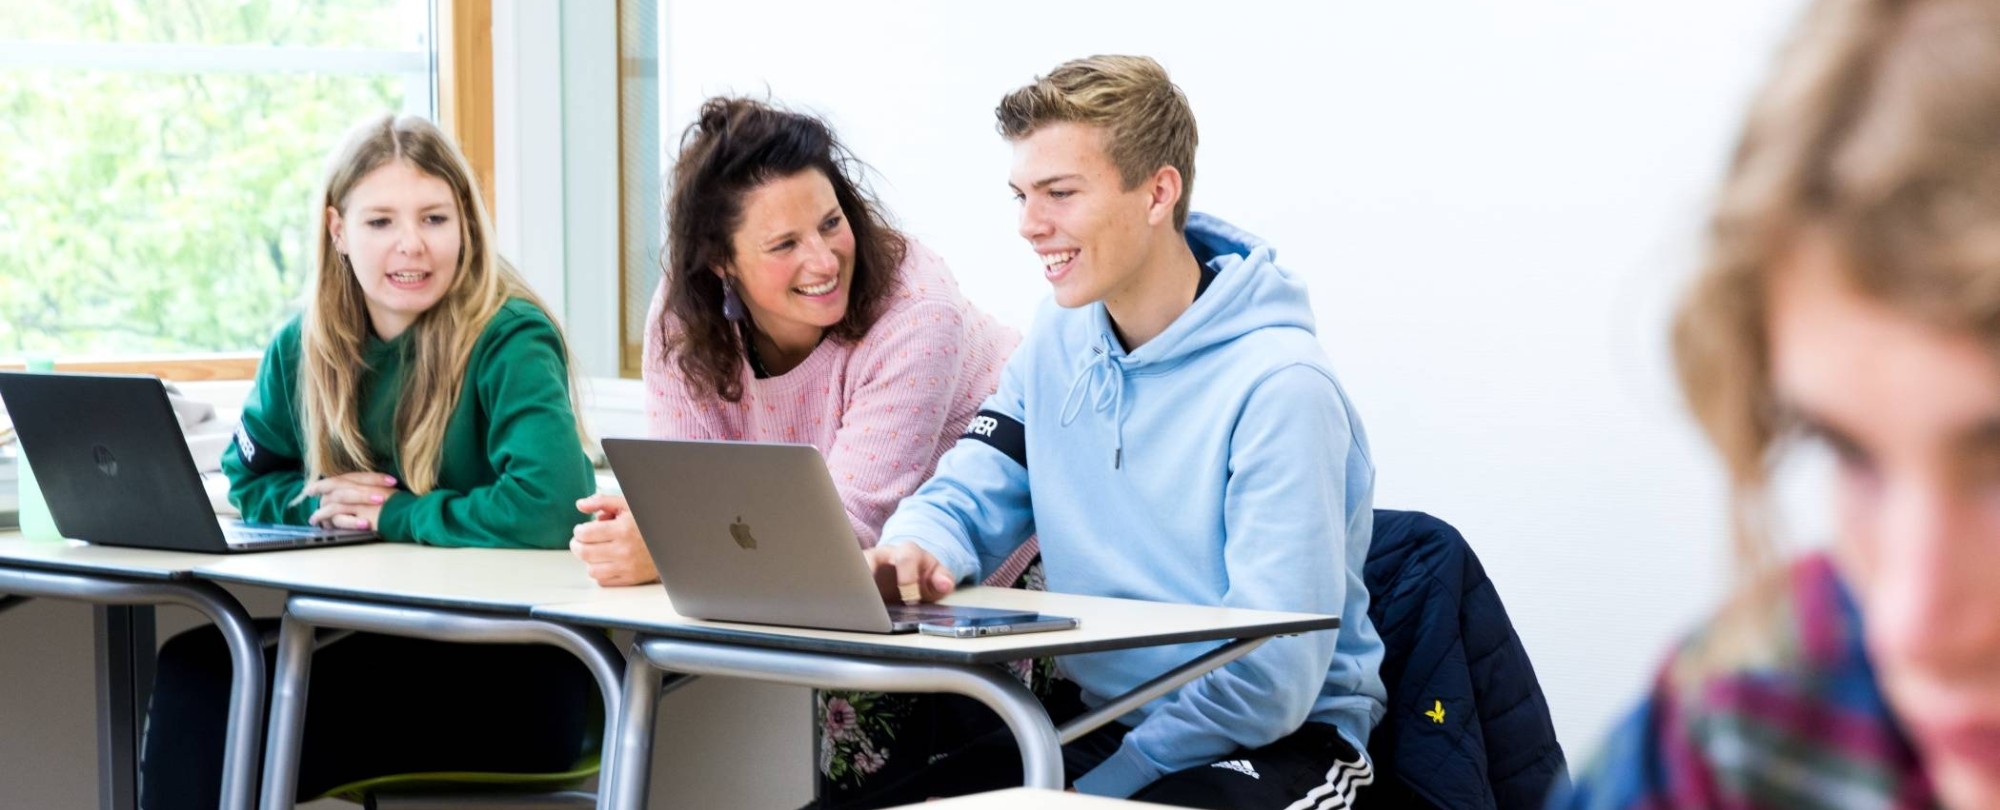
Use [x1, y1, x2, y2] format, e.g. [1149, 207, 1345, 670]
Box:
[0, 0, 430, 355]
[0, 0, 426, 49]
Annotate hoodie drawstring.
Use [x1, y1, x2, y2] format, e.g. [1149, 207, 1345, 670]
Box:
[1060, 334, 1127, 468]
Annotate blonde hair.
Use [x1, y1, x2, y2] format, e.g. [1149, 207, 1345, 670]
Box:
[1678, 0, 2000, 628]
[303, 114, 580, 495]
[995, 55, 1200, 229]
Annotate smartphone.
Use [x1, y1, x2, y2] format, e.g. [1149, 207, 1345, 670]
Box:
[917, 614, 1079, 638]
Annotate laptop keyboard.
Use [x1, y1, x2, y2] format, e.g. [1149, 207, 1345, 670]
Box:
[227, 529, 310, 543]
[222, 525, 341, 548]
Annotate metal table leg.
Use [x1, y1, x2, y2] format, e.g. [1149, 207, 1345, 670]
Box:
[600, 642, 661, 810]
[95, 605, 152, 810]
[611, 637, 1063, 810]
[596, 646, 697, 810]
[0, 568, 260, 810]
[257, 595, 625, 810]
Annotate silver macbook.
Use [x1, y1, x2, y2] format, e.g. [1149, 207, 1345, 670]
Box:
[603, 438, 1049, 634]
[0, 372, 377, 553]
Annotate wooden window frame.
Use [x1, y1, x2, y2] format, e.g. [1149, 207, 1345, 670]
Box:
[440, 0, 497, 219]
[0, 353, 261, 382]
[618, 0, 647, 379]
[4, 1, 491, 383]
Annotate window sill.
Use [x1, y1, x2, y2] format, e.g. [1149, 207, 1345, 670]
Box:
[0, 353, 259, 382]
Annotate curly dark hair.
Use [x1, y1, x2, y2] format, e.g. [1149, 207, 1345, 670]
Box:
[661, 97, 907, 402]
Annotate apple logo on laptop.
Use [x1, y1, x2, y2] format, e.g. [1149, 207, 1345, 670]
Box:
[728, 516, 757, 550]
[92, 445, 119, 477]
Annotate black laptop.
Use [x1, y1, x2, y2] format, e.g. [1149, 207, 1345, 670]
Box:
[0, 371, 377, 552]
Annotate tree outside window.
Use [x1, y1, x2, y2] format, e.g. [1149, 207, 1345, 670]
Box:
[0, 0, 435, 356]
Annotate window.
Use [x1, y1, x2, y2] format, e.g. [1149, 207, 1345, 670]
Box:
[0, 0, 437, 359]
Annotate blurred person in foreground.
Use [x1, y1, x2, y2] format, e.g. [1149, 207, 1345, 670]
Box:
[1557, 1, 2000, 807]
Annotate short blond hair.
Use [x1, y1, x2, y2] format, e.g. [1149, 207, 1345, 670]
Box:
[996, 55, 1199, 229]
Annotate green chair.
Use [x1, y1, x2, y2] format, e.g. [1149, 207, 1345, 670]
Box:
[313, 754, 600, 809]
[314, 687, 606, 809]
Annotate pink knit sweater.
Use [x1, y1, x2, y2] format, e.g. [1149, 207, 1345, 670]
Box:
[644, 240, 1020, 547]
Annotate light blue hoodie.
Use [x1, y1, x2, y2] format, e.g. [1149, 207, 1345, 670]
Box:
[879, 212, 1388, 798]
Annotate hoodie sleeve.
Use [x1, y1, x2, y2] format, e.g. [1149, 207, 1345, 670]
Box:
[223, 318, 317, 525]
[875, 342, 1035, 583]
[1075, 364, 1353, 797]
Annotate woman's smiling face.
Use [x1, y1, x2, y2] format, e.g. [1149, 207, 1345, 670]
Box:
[722, 168, 856, 357]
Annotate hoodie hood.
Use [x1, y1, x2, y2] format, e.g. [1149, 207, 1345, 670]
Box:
[1060, 212, 1321, 467]
[1100, 211, 1318, 368]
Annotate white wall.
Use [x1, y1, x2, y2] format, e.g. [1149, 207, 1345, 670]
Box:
[661, 0, 1814, 758]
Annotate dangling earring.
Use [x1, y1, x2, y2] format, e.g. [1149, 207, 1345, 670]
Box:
[721, 276, 746, 322]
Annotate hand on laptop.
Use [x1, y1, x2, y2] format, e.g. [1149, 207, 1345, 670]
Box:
[303, 472, 398, 530]
[571, 493, 661, 587]
[862, 544, 957, 605]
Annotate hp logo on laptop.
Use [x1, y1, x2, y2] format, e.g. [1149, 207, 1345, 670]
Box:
[92, 445, 119, 477]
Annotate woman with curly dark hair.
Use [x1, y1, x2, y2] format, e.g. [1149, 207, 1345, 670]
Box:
[566, 97, 1032, 805]
[570, 95, 1017, 581]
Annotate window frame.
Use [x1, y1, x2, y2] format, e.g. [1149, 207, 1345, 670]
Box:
[617, 0, 656, 379]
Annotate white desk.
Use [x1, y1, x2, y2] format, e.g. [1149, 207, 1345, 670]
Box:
[886, 787, 1177, 808]
[187, 544, 628, 810]
[533, 587, 1339, 810]
[193, 542, 611, 613]
[0, 534, 263, 810]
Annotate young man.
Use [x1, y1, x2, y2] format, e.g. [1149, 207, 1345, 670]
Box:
[864, 55, 1386, 808]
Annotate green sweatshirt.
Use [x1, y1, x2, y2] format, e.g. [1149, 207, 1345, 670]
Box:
[223, 298, 593, 549]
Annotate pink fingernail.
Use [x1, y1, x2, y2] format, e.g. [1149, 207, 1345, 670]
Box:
[372, 494, 384, 504]
[383, 476, 397, 486]
[359, 520, 371, 529]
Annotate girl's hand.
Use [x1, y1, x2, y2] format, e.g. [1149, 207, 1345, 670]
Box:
[571, 493, 661, 587]
[303, 472, 398, 531]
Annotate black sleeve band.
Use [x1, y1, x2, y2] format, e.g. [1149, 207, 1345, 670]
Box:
[233, 424, 301, 475]
[961, 409, 1027, 469]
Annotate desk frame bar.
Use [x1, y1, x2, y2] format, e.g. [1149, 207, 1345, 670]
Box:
[602, 644, 662, 810]
[0, 569, 260, 810]
[1055, 636, 1267, 744]
[258, 595, 626, 810]
[606, 637, 1065, 810]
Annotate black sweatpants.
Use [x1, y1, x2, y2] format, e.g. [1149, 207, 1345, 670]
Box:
[832, 679, 1374, 809]
[138, 621, 596, 810]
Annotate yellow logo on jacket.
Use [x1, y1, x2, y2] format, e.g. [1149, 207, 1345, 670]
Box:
[1425, 700, 1446, 724]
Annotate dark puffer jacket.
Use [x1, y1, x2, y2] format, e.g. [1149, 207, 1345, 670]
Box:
[1358, 510, 1568, 809]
